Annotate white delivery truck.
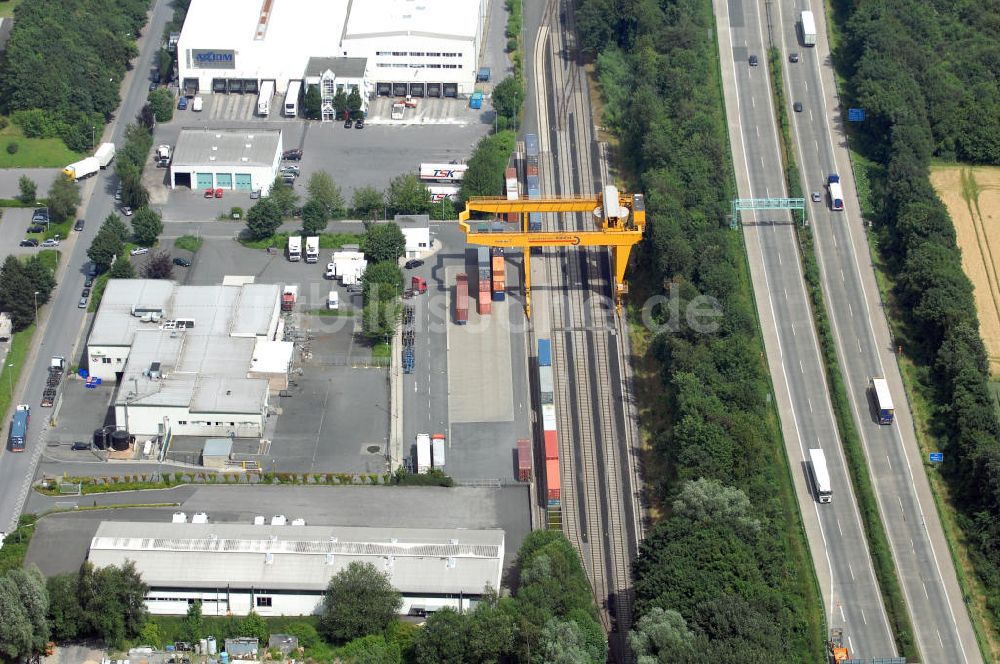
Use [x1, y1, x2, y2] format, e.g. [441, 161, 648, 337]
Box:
[305, 236, 319, 263]
[94, 142, 116, 168]
[284, 81, 301, 118]
[63, 157, 100, 181]
[416, 433, 431, 473]
[258, 80, 275, 116]
[287, 235, 302, 262]
[801, 10, 817, 46]
[808, 448, 832, 504]
[870, 377, 895, 424]
[432, 434, 446, 468]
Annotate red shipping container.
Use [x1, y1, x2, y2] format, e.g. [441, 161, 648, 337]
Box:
[507, 212, 518, 223]
[505, 167, 517, 179]
[517, 439, 532, 482]
[455, 273, 469, 324]
[478, 290, 492, 315]
[544, 430, 558, 460]
[479, 277, 491, 292]
[527, 164, 539, 177]
[546, 458, 561, 500]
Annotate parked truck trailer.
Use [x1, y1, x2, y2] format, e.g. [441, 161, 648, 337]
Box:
[94, 142, 116, 168]
[416, 433, 431, 473]
[63, 157, 100, 181]
[258, 80, 275, 116]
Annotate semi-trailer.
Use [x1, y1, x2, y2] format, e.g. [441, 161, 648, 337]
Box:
[809, 448, 832, 503]
[287, 235, 302, 261]
[432, 433, 446, 468]
[828, 174, 844, 211]
[416, 433, 431, 473]
[517, 439, 532, 481]
[95, 142, 116, 168]
[801, 10, 817, 46]
[63, 157, 100, 181]
[258, 80, 275, 116]
[870, 377, 894, 424]
[455, 273, 469, 324]
[7, 405, 29, 452]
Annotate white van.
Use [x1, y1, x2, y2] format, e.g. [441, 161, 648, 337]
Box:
[192, 96, 203, 112]
[327, 290, 339, 310]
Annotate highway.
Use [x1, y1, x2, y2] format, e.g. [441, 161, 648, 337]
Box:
[714, 0, 897, 657]
[0, 0, 175, 534]
[777, 4, 981, 662]
[526, 0, 644, 660]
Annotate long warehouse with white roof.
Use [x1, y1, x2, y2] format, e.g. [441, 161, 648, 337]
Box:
[88, 520, 505, 616]
[177, 0, 487, 102]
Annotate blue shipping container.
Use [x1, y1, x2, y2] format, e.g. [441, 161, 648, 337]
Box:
[492, 290, 506, 302]
[538, 339, 552, 367]
[525, 133, 539, 157]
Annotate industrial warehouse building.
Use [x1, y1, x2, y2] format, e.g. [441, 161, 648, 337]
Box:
[169, 128, 282, 194]
[86, 280, 294, 438]
[176, 0, 487, 103]
[88, 521, 505, 617]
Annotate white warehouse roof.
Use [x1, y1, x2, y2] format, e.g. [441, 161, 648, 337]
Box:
[89, 521, 505, 596]
[173, 129, 282, 169]
[344, 0, 481, 40]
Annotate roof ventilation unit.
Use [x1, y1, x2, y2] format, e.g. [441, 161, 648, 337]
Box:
[265, 552, 274, 564]
[291, 518, 306, 526]
[192, 512, 209, 524]
[271, 515, 287, 526]
[172, 512, 187, 523]
[446, 556, 456, 569]
[253, 515, 265, 525]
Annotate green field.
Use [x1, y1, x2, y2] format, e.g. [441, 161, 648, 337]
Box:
[0, 0, 22, 18]
[0, 123, 82, 169]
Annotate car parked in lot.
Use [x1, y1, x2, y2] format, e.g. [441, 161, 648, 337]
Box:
[280, 165, 300, 176]
[250, 189, 261, 199]
[355, 118, 365, 129]
[344, 118, 353, 129]
[27, 224, 45, 234]
[120, 206, 133, 216]
[41, 239, 60, 247]
[71, 441, 90, 451]
[81, 287, 91, 298]
[19, 239, 38, 247]
[85, 276, 94, 287]
[214, 188, 223, 198]
[87, 263, 98, 277]
[74, 219, 85, 231]
[204, 188, 215, 198]
[32, 208, 48, 222]
[173, 257, 192, 267]
[177, 96, 188, 110]
[282, 149, 303, 161]
[129, 247, 149, 256]
[404, 259, 424, 269]
[78, 297, 88, 308]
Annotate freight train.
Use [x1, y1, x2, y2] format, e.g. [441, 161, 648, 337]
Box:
[537, 338, 560, 511]
[525, 133, 543, 231]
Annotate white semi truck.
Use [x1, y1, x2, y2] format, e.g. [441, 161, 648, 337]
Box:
[63, 157, 100, 181]
[94, 142, 116, 168]
[258, 80, 275, 116]
[801, 10, 817, 46]
[416, 433, 431, 473]
[287, 235, 302, 262]
[284, 81, 301, 118]
[305, 236, 319, 263]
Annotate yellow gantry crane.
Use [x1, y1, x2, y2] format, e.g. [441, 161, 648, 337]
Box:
[458, 186, 646, 317]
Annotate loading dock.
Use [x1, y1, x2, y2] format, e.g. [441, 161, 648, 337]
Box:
[409, 83, 424, 97]
[427, 83, 441, 97]
[443, 83, 458, 97]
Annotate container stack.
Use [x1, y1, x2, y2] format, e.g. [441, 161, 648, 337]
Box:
[491, 247, 506, 301]
[537, 338, 560, 510]
[505, 167, 519, 223]
[477, 246, 492, 315]
[455, 273, 469, 325]
[525, 134, 542, 231]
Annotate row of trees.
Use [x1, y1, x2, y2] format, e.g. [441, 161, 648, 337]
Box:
[459, 131, 516, 202]
[0, 254, 56, 331]
[360, 223, 405, 341]
[302, 86, 364, 121]
[835, 0, 1000, 637]
[577, 0, 824, 660]
[0, 0, 150, 151]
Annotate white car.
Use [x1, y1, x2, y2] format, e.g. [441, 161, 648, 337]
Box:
[325, 262, 336, 279]
[129, 247, 149, 256]
[40, 239, 60, 247]
[120, 206, 133, 216]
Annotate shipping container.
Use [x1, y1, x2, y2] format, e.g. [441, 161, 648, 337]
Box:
[478, 289, 492, 315]
[507, 212, 518, 223]
[539, 365, 554, 395]
[517, 439, 532, 482]
[529, 213, 543, 232]
[546, 458, 561, 501]
[544, 430, 559, 460]
[420, 163, 467, 181]
[416, 434, 431, 473]
[477, 246, 490, 266]
[526, 175, 540, 192]
[542, 403, 557, 431]
[525, 133, 540, 157]
[432, 434, 446, 468]
[455, 273, 469, 324]
[491, 255, 505, 274]
[538, 339, 552, 367]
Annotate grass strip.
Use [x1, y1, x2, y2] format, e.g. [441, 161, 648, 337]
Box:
[173, 234, 203, 253]
[0, 325, 36, 417]
[0, 514, 38, 574]
[767, 47, 918, 659]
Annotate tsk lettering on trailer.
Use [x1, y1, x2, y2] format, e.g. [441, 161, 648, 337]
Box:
[420, 163, 467, 182]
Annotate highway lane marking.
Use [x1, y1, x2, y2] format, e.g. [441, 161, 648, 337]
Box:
[841, 269, 845, 281]
[837, 519, 843, 536]
[840, 606, 847, 622]
[857, 338, 863, 353]
[938, 629, 945, 647]
[861, 608, 868, 625]
[898, 496, 905, 518]
[848, 302, 854, 317]
[848, 561, 855, 581]
[886, 454, 892, 470]
[924, 582, 930, 599]
[807, 397, 813, 412]
[799, 360, 804, 374]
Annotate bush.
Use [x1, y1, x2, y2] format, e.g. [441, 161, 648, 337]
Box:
[6, 142, 17, 154]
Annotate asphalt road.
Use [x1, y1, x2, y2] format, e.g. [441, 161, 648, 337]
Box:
[0, 0, 176, 534]
[715, 0, 896, 657]
[778, 6, 980, 663]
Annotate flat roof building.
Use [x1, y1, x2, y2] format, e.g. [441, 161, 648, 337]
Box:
[88, 520, 505, 617]
[170, 128, 282, 195]
[177, 0, 486, 103]
[88, 280, 293, 439]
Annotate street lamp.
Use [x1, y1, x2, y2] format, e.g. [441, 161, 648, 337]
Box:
[91, 126, 95, 150]
[7, 363, 13, 401]
[33, 291, 39, 326]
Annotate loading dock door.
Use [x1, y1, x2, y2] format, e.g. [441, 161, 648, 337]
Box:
[377, 82, 391, 96]
[212, 78, 227, 93]
[234, 174, 252, 191]
[393, 83, 407, 97]
[427, 83, 441, 97]
[215, 173, 233, 189]
[409, 83, 424, 97]
[443, 83, 458, 97]
[196, 172, 214, 190]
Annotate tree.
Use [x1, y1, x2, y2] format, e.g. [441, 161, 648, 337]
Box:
[629, 607, 697, 663]
[142, 250, 174, 279]
[17, 175, 36, 204]
[362, 297, 402, 342]
[47, 175, 81, 222]
[361, 223, 406, 264]
[137, 620, 164, 650]
[101, 213, 130, 243]
[492, 75, 524, 123]
[46, 574, 85, 641]
[136, 104, 156, 132]
[386, 173, 432, 216]
[307, 170, 345, 217]
[0, 575, 32, 661]
[131, 206, 163, 246]
[352, 185, 385, 218]
[362, 260, 404, 302]
[246, 197, 283, 240]
[75, 561, 148, 649]
[109, 257, 136, 279]
[413, 608, 468, 664]
[119, 167, 149, 210]
[347, 88, 363, 117]
[319, 561, 402, 642]
[303, 84, 321, 119]
[22, 255, 56, 305]
[183, 600, 205, 643]
[460, 131, 516, 200]
[236, 610, 269, 643]
[670, 478, 760, 535]
[333, 89, 349, 119]
[0, 256, 38, 330]
[147, 87, 174, 123]
[7, 568, 50, 655]
[88, 224, 126, 274]
[539, 618, 605, 664]
[339, 634, 402, 664]
[301, 199, 329, 235]
[156, 48, 173, 83]
[268, 176, 299, 217]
